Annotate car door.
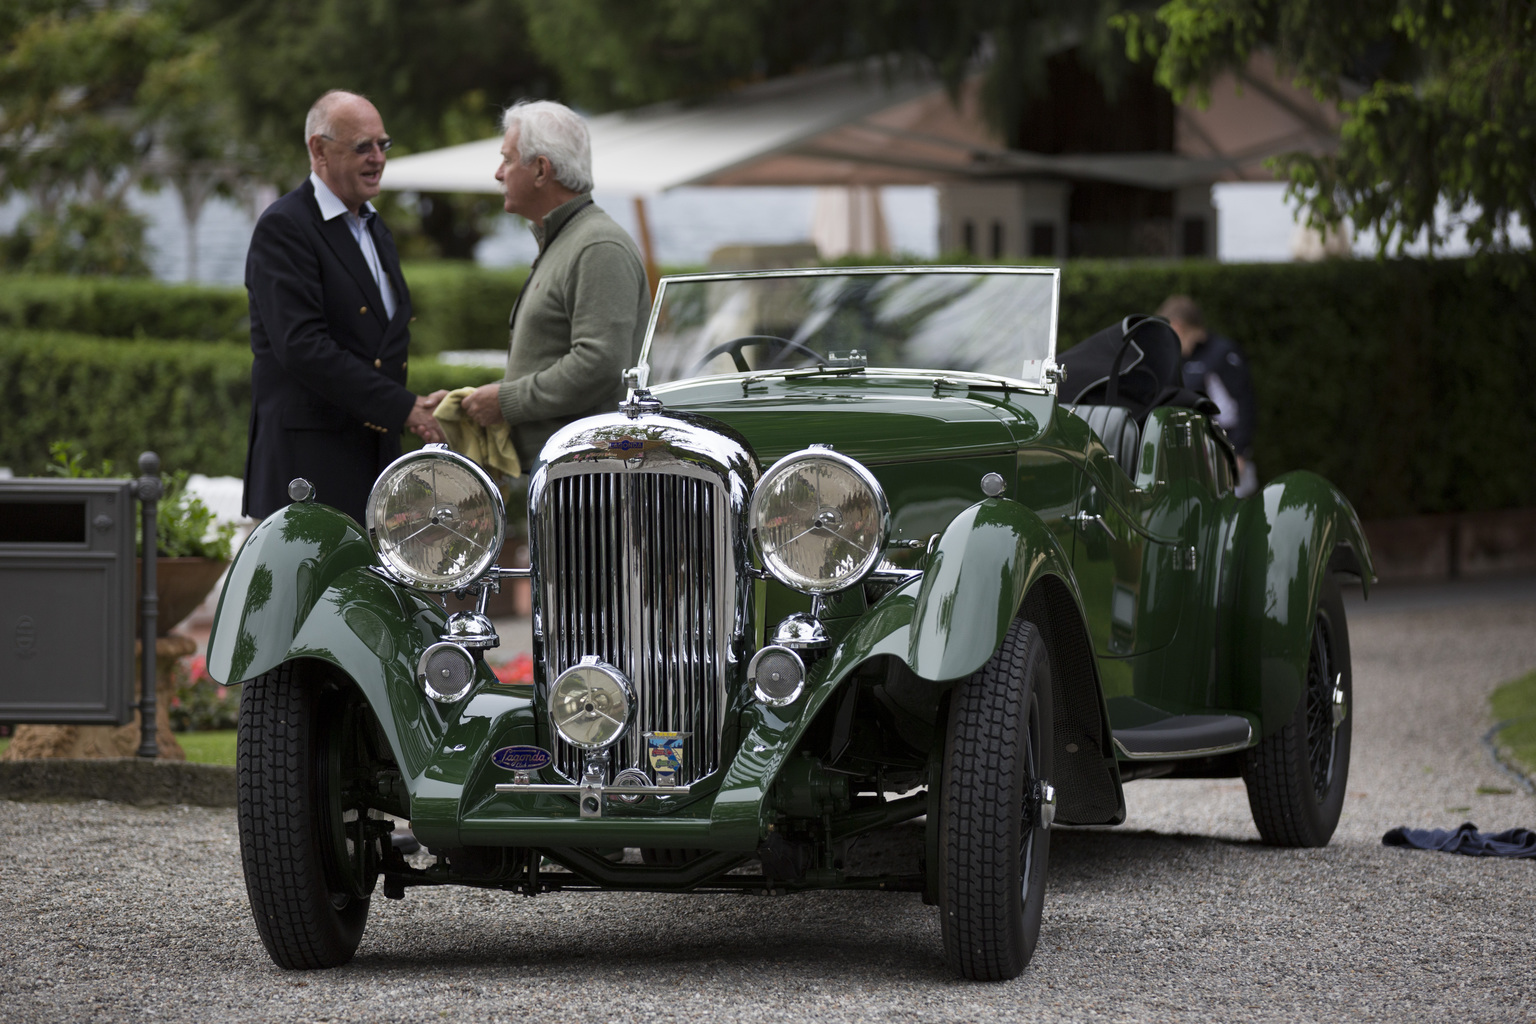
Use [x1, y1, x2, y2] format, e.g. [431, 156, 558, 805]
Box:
[1068, 408, 1193, 703]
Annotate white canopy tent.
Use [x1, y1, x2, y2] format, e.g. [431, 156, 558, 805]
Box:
[380, 56, 1341, 261]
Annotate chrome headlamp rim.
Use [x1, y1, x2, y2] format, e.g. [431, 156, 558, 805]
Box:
[548, 656, 636, 751]
[365, 445, 506, 593]
[417, 640, 477, 704]
[748, 447, 891, 595]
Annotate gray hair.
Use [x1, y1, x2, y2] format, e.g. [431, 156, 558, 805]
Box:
[502, 100, 593, 194]
[304, 90, 361, 145]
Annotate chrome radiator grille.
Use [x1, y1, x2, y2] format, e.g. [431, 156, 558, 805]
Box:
[538, 470, 735, 787]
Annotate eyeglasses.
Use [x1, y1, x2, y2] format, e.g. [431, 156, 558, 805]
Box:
[322, 135, 393, 155]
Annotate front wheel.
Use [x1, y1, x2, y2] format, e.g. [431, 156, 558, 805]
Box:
[237, 662, 390, 969]
[938, 618, 1055, 981]
[1243, 573, 1353, 846]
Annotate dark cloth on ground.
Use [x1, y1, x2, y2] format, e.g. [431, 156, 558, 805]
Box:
[1382, 822, 1536, 857]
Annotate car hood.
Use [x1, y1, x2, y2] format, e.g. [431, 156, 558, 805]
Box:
[651, 373, 1050, 468]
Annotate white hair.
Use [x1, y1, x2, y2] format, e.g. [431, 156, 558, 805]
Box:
[502, 100, 593, 194]
[304, 90, 360, 145]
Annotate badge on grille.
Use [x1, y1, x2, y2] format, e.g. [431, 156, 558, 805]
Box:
[491, 745, 553, 772]
[644, 732, 690, 786]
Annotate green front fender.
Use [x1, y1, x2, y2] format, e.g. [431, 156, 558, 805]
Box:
[710, 498, 1084, 843]
[1231, 471, 1374, 736]
[205, 501, 378, 686]
[908, 497, 1077, 682]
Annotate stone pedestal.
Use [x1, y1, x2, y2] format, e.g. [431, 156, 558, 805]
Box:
[2, 634, 194, 761]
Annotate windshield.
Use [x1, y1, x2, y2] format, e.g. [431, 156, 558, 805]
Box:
[640, 267, 1060, 387]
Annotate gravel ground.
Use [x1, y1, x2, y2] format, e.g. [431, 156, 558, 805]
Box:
[3, 577, 1534, 1023]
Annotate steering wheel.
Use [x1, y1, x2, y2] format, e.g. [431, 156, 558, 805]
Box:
[693, 335, 828, 374]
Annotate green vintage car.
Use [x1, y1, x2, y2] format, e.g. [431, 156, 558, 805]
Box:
[208, 265, 1371, 981]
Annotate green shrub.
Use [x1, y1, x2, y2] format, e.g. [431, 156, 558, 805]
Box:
[3, 256, 1534, 521]
[45, 440, 237, 559]
[0, 274, 247, 342]
[0, 328, 501, 478]
[400, 260, 528, 354]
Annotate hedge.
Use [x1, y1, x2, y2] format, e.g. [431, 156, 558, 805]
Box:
[0, 329, 500, 479]
[0, 275, 248, 343]
[1051, 257, 1536, 520]
[0, 263, 526, 356]
[3, 256, 1534, 520]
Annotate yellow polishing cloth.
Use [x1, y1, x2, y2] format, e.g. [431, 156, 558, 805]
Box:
[432, 387, 522, 479]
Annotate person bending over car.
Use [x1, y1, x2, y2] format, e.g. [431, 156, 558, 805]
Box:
[1158, 294, 1259, 497]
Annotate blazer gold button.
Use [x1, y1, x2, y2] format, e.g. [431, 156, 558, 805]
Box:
[360, 306, 368, 315]
[401, 360, 408, 369]
[373, 358, 381, 368]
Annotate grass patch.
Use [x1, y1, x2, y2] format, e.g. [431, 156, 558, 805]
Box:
[175, 730, 236, 766]
[1489, 668, 1536, 781]
[0, 732, 234, 764]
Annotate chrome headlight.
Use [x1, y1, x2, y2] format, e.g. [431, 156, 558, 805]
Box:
[366, 446, 505, 592]
[549, 657, 635, 750]
[749, 447, 889, 594]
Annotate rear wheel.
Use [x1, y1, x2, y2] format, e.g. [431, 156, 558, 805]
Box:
[1243, 573, 1353, 846]
[938, 618, 1054, 981]
[237, 662, 389, 968]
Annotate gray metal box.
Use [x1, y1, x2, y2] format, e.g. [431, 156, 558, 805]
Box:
[0, 478, 136, 724]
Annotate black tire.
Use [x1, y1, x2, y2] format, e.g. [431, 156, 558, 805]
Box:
[1243, 572, 1353, 847]
[939, 618, 1054, 981]
[237, 662, 387, 969]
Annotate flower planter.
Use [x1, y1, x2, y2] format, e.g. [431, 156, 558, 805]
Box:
[137, 556, 229, 636]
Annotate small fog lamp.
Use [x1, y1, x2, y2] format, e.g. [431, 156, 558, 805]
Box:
[749, 646, 806, 706]
[549, 657, 635, 750]
[417, 641, 477, 703]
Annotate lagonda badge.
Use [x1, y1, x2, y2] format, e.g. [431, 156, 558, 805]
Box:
[491, 745, 553, 772]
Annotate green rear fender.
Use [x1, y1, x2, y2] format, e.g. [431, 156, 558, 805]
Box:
[1230, 471, 1374, 736]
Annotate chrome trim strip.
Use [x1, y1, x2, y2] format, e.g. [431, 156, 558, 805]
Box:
[494, 782, 692, 797]
[1110, 722, 1255, 761]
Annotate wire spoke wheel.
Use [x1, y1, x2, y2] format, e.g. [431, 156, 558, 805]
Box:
[1242, 574, 1353, 847]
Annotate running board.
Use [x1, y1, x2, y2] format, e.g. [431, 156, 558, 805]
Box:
[1112, 714, 1253, 760]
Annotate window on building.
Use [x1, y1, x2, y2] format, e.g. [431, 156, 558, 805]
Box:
[1181, 217, 1208, 257]
[1029, 222, 1056, 258]
[990, 221, 1004, 259]
[961, 219, 975, 256]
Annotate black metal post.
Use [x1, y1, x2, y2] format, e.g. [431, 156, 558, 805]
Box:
[134, 452, 162, 759]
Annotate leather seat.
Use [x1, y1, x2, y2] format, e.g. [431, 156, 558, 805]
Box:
[1063, 403, 1140, 476]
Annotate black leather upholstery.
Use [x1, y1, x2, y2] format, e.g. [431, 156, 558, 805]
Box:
[1064, 403, 1141, 477]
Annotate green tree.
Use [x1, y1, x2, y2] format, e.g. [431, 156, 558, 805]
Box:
[1118, 0, 1535, 256]
[188, 0, 554, 258]
[0, 0, 256, 277]
[518, 0, 1141, 146]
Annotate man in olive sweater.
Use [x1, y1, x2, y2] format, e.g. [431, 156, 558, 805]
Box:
[459, 100, 650, 468]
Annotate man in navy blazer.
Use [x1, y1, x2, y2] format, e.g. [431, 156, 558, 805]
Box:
[242, 90, 445, 524]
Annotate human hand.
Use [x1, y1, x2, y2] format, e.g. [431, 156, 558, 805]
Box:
[422, 388, 449, 412]
[407, 394, 446, 443]
[458, 382, 505, 428]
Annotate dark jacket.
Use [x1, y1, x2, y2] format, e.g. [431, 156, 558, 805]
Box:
[242, 179, 416, 523]
[1180, 332, 1256, 457]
